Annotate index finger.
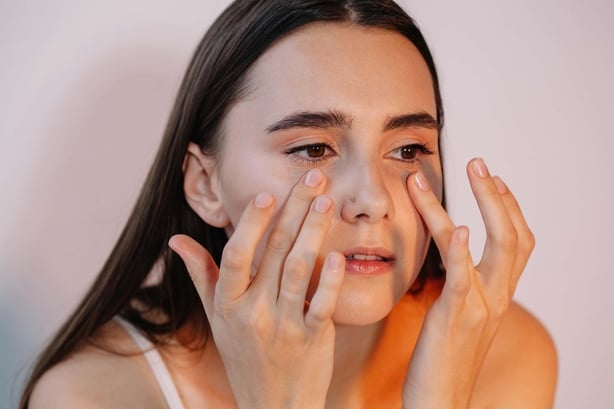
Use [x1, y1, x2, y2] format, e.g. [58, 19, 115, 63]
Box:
[252, 168, 327, 297]
[407, 170, 456, 265]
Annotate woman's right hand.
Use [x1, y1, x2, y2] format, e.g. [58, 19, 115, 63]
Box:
[169, 169, 344, 409]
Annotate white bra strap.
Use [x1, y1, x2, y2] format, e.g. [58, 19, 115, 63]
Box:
[114, 316, 186, 409]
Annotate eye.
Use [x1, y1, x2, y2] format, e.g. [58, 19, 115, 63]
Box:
[302, 144, 327, 158]
[388, 143, 434, 162]
[285, 143, 336, 164]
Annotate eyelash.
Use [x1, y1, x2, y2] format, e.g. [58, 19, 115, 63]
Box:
[284, 142, 434, 165]
[284, 143, 336, 164]
[387, 143, 434, 162]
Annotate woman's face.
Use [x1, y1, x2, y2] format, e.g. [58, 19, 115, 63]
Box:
[214, 23, 441, 325]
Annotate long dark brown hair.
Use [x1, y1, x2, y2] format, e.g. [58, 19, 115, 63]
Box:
[19, 1, 445, 407]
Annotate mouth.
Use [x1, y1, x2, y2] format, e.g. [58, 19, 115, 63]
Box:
[345, 254, 390, 262]
[342, 248, 395, 276]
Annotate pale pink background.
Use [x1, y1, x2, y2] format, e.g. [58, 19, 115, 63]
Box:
[1, 1, 612, 407]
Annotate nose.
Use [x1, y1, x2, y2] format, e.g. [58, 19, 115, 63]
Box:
[339, 160, 394, 223]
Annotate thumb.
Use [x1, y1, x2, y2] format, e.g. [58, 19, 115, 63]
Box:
[168, 234, 218, 316]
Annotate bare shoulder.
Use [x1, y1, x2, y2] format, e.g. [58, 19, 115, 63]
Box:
[473, 301, 558, 408]
[29, 320, 166, 409]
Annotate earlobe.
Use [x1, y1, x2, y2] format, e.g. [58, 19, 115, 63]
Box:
[183, 142, 230, 228]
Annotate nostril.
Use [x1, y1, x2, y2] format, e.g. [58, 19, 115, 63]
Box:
[339, 170, 394, 223]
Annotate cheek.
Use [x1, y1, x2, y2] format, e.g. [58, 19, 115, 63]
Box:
[422, 157, 443, 200]
[395, 186, 429, 263]
[219, 161, 305, 260]
[392, 162, 439, 276]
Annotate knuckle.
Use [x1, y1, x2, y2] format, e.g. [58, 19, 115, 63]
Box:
[281, 321, 307, 341]
[448, 276, 470, 297]
[214, 298, 236, 318]
[278, 288, 304, 305]
[490, 295, 510, 320]
[284, 255, 310, 280]
[267, 229, 293, 253]
[439, 225, 455, 240]
[307, 307, 332, 325]
[522, 229, 536, 254]
[467, 302, 490, 328]
[221, 243, 246, 271]
[492, 229, 518, 252]
[243, 305, 271, 334]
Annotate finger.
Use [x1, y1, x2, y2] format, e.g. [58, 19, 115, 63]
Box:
[253, 168, 327, 297]
[277, 195, 334, 320]
[168, 234, 219, 315]
[407, 170, 456, 265]
[216, 192, 276, 304]
[492, 176, 535, 293]
[305, 252, 345, 330]
[467, 159, 517, 288]
[440, 226, 472, 314]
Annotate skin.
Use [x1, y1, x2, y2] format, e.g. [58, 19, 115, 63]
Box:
[29, 23, 557, 409]
[189, 22, 442, 326]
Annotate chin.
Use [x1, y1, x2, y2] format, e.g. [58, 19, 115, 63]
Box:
[330, 281, 402, 326]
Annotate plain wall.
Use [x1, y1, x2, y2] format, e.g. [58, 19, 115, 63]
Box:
[1, 0, 612, 407]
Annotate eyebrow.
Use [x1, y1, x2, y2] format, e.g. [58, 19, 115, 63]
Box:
[265, 110, 439, 133]
[266, 110, 352, 133]
[383, 112, 439, 132]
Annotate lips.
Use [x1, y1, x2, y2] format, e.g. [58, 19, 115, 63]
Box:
[342, 247, 395, 276]
[345, 254, 388, 262]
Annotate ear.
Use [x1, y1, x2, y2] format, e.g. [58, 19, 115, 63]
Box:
[183, 142, 229, 228]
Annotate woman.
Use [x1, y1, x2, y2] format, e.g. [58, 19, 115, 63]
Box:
[21, 0, 557, 408]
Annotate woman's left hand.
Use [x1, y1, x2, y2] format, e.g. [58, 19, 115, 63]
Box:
[402, 158, 535, 409]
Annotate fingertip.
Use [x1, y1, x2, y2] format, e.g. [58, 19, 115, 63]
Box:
[168, 233, 196, 253]
[455, 225, 469, 245]
[304, 168, 325, 187]
[313, 195, 333, 213]
[468, 157, 490, 178]
[493, 176, 508, 194]
[325, 251, 345, 272]
[412, 170, 431, 192]
[253, 192, 274, 208]
[168, 234, 182, 250]
[167, 234, 208, 269]
[443, 226, 472, 300]
[319, 252, 345, 293]
[168, 235, 218, 310]
[306, 252, 345, 327]
[168, 234, 186, 256]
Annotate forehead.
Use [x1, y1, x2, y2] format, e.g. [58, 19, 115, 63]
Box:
[227, 22, 437, 130]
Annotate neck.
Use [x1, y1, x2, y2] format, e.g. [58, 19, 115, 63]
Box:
[165, 292, 428, 408]
[326, 293, 427, 407]
[325, 320, 385, 406]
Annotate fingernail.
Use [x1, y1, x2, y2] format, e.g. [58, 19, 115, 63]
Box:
[305, 169, 324, 187]
[472, 158, 489, 178]
[314, 195, 332, 213]
[456, 226, 469, 244]
[493, 176, 508, 194]
[254, 192, 273, 208]
[168, 236, 178, 250]
[414, 171, 430, 191]
[326, 252, 344, 270]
